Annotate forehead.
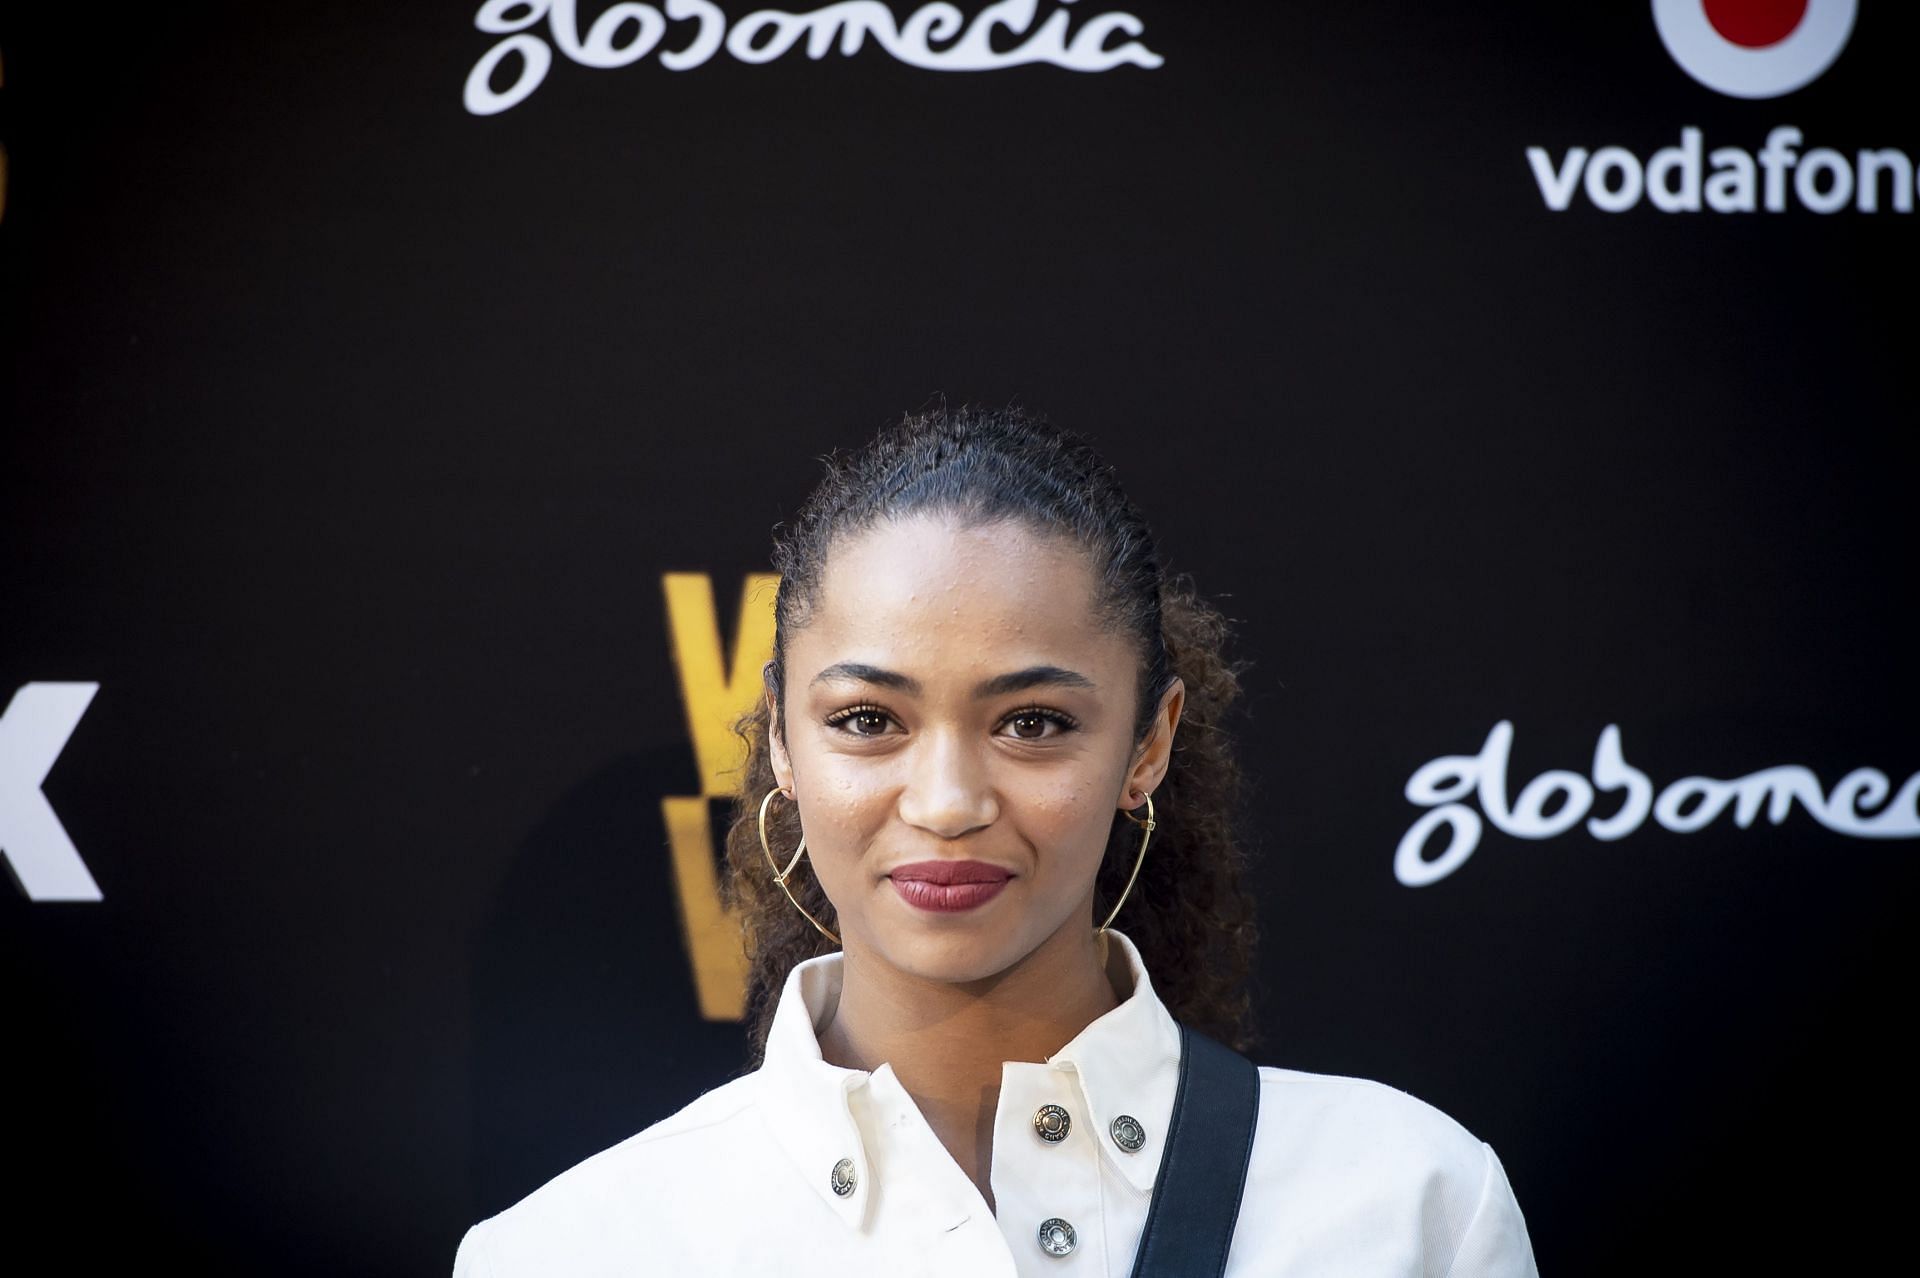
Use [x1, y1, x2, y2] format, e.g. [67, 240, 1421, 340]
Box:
[793, 514, 1130, 678]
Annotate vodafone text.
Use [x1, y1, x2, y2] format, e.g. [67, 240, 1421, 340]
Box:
[1396, 722, 1920, 887]
[1527, 127, 1914, 214]
[466, 0, 1162, 116]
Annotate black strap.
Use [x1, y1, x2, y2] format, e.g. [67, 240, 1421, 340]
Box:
[1127, 1022, 1261, 1278]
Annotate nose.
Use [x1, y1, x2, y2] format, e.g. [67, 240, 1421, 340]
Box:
[897, 726, 998, 839]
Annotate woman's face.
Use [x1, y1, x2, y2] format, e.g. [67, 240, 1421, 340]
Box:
[767, 513, 1183, 986]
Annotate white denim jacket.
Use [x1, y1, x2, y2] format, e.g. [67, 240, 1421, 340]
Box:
[454, 929, 1539, 1276]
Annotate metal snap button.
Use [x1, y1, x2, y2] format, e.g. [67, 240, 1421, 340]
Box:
[1037, 1217, 1077, 1256]
[1033, 1103, 1072, 1143]
[830, 1158, 857, 1197]
[1110, 1114, 1147, 1152]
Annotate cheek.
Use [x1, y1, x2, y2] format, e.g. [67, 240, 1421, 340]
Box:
[1019, 777, 1120, 871]
[793, 753, 894, 859]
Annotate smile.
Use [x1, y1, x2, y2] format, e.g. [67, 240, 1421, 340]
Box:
[887, 861, 1013, 913]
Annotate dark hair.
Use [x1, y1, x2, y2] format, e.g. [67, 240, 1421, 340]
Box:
[719, 403, 1258, 1061]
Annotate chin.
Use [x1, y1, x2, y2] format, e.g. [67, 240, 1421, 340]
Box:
[872, 916, 1089, 990]
[862, 925, 1032, 986]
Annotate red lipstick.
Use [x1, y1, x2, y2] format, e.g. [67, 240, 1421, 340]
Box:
[888, 860, 1012, 913]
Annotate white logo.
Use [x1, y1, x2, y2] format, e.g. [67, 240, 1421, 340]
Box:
[0, 682, 103, 902]
[1526, 126, 1915, 214]
[1653, 0, 1856, 99]
[1525, 3, 1903, 214]
[465, 0, 1164, 117]
[1396, 721, 1920, 887]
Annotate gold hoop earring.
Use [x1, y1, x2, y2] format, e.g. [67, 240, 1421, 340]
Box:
[758, 786, 841, 946]
[1095, 792, 1156, 935]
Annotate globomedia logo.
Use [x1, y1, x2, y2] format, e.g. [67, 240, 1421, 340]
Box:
[463, 0, 1162, 117]
[1394, 722, 1920, 887]
[1654, 0, 1855, 99]
[1527, 0, 1912, 214]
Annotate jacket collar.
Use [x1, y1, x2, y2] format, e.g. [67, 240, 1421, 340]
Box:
[754, 928, 1183, 1228]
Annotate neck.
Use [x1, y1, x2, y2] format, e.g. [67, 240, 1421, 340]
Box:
[817, 923, 1123, 1212]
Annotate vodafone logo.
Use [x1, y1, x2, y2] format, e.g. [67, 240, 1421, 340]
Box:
[1653, 0, 1856, 99]
[1525, 2, 1904, 213]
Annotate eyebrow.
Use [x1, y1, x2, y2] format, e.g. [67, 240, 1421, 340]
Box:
[810, 662, 1096, 698]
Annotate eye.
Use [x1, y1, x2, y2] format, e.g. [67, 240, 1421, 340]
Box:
[999, 707, 1078, 741]
[824, 704, 896, 738]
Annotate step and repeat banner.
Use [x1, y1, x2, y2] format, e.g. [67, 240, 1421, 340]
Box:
[3, 2, 1913, 1272]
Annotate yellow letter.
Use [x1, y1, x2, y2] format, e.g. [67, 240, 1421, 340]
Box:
[660, 572, 779, 1019]
[662, 573, 779, 796]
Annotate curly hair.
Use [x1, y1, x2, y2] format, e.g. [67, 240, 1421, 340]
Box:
[718, 403, 1259, 1063]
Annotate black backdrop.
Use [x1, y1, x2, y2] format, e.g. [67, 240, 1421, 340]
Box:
[3, 2, 1914, 1272]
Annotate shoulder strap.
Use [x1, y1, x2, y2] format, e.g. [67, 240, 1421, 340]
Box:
[1127, 1022, 1261, 1278]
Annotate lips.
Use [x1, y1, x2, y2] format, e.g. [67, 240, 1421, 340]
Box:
[888, 860, 1012, 913]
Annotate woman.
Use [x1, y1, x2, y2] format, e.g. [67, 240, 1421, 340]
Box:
[453, 405, 1539, 1276]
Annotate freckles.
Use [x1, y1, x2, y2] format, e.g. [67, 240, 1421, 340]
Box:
[1021, 779, 1098, 832]
[800, 768, 891, 839]
[810, 783, 867, 821]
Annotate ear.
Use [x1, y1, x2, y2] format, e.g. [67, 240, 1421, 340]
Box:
[765, 662, 795, 794]
[1120, 677, 1185, 810]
